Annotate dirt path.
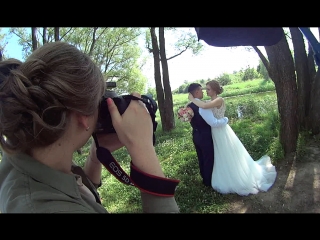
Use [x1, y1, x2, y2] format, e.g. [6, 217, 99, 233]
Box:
[223, 138, 320, 213]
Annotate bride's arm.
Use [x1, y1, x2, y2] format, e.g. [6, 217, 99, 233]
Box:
[188, 93, 222, 109]
[199, 108, 228, 128]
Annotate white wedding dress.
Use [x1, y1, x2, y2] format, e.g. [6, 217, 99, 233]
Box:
[199, 100, 277, 196]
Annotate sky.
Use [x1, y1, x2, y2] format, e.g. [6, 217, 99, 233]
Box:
[2, 27, 319, 91]
[140, 42, 264, 90]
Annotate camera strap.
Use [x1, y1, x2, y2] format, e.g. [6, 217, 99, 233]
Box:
[92, 133, 179, 197]
[94, 144, 134, 186]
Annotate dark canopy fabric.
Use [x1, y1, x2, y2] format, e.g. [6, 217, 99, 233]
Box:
[195, 27, 284, 47]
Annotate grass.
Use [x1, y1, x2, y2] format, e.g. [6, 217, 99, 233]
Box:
[0, 78, 296, 213]
[73, 85, 285, 213]
[173, 78, 275, 107]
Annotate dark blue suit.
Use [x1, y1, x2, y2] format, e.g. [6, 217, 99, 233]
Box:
[188, 102, 214, 186]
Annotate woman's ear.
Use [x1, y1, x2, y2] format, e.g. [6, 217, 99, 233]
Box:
[75, 113, 90, 131]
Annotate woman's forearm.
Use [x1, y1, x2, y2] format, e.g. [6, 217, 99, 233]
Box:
[199, 108, 228, 127]
[127, 144, 165, 178]
[192, 98, 206, 108]
[127, 144, 179, 213]
[83, 143, 102, 186]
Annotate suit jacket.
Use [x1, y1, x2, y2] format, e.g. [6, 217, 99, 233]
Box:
[188, 102, 212, 135]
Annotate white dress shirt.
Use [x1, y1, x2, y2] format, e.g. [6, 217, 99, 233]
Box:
[194, 98, 228, 128]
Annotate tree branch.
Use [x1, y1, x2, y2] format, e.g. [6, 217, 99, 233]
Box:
[10, 30, 33, 48]
[88, 27, 98, 56]
[60, 28, 75, 41]
[252, 46, 270, 72]
[166, 45, 189, 60]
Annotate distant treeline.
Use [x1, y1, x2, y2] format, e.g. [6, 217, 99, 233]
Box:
[172, 60, 269, 94]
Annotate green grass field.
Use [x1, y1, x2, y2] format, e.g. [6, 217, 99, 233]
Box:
[73, 79, 283, 213]
[0, 78, 287, 213]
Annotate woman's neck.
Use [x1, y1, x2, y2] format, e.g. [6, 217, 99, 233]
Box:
[30, 140, 74, 174]
[211, 94, 218, 100]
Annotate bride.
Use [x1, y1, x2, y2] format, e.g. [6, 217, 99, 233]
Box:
[188, 80, 277, 196]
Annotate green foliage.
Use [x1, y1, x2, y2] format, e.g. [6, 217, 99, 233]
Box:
[174, 79, 275, 99]
[73, 90, 284, 213]
[174, 83, 189, 94]
[146, 85, 157, 99]
[172, 28, 204, 56]
[8, 28, 33, 59]
[239, 65, 261, 81]
[172, 70, 265, 95]
[216, 72, 232, 86]
[7, 27, 146, 94]
[219, 79, 275, 97]
[144, 28, 204, 59]
[257, 59, 270, 81]
[0, 79, 287, 212]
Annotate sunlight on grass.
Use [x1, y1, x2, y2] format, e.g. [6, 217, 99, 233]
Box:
[0, 79, 287, 213]
[73, 88, 286, 213]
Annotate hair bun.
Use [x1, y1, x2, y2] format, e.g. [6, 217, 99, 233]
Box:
[0, 59, 22, 82]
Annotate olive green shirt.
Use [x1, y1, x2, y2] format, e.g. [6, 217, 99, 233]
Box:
[0, 152, 179, 213]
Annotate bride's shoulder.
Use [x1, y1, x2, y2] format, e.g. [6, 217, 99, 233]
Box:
[218, 96, 224, 102]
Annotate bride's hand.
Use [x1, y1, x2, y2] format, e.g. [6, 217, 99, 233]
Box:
[188, 93, 194, 101]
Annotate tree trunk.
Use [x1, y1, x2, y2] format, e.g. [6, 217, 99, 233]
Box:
[264, 32, 299, 155]
[309, 70, 320, 135]
[31, 27, 37, 51]
[307, 27, 320, 135]
[289, 27, 311, 130]
[307, 42, 316, 85]
[54, 27, 60, 41]
[43, 27, 47, 44]
[150, 28, 166, 130]
[308, 28, 320, 135]
[88, 27, 98, 57]
[159, 27, 175, 131]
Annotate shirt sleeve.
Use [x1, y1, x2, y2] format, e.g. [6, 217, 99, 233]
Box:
[140, 192, 180, 213]
[199, 108, 228, 128]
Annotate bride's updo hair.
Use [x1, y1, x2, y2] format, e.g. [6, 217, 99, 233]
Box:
[207, 80, 223, 95]
[0, 41, 106, 154]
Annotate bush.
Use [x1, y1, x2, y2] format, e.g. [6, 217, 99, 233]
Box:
[240, 65, 260, 81]
[216, 73, 232, 86]
[257, 59, 270, 81]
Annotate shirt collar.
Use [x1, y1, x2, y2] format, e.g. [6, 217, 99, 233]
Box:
[5, 152, 81, 199]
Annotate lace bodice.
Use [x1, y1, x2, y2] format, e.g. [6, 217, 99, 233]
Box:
[205, 99, 226, 119]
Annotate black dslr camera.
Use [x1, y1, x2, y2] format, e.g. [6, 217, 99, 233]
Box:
[94, 82, 158, 145]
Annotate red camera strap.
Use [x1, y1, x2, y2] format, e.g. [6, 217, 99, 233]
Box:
[95, 146, 179, 197]
[93, 135, 180, 197]
[96, 146, 134, 186]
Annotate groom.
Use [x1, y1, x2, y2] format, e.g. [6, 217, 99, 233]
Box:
[187, 83, 228, 186]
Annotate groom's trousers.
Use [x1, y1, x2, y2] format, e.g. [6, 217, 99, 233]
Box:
[192, 128, 214, 186]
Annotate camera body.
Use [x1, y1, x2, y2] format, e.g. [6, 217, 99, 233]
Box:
[94, 82, 158, 144]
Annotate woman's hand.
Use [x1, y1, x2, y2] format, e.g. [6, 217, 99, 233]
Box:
[106, 92, 154, 151]
[188, 92, 194, 101]
[107, 92, 164, 177]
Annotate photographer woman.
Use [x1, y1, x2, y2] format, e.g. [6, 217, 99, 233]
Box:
[0, 41, 179, 213]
